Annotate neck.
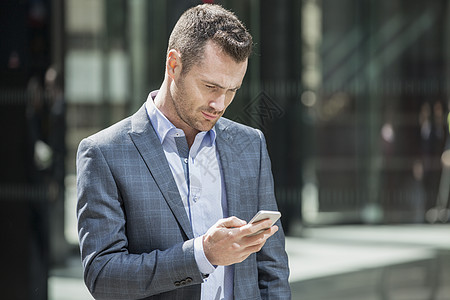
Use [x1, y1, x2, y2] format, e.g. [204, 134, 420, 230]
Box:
[154, 79, 198, 148]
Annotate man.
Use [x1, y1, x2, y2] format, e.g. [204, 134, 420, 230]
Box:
[77, 4, 290, 299]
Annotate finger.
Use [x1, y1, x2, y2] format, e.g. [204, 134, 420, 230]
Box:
[271, 224, 279, 234]
[254, 224, 279, 238]
[240, 219, 274, 236]
[242, 225, 278, 245]
[240, 240, 269, 256]
[219, 216, 247, 228]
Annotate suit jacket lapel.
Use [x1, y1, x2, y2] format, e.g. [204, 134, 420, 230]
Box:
[215, 119, 241, 219]
[128, 105, 194, 239]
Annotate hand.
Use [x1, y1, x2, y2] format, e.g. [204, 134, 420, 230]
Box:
[202, 216, 279, 266]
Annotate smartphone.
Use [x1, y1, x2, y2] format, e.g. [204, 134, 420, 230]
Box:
[248, 210, 281, 236]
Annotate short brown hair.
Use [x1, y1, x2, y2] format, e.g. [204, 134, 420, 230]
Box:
[168, 4, 253, 74]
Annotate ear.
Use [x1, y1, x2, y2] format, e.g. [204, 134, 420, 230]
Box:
[166, 49, 182, 79]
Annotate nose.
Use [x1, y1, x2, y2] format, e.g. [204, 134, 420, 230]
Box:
[209, 93, 226, 112]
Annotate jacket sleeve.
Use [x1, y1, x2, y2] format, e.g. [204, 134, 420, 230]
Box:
[255, 130, 292, 299]
[76, 138, 203, 299]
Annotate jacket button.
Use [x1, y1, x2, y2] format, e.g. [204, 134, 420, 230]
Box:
[180, 280, 186, 285]
[186, 277, 192, 284]
[174, 281, 181, 287]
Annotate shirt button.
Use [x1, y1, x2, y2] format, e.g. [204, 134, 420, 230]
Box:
[193, 196, 198, 202]
[184, 158, 188, 164]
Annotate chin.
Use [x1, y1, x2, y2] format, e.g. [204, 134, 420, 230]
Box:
[196, 121, 216, 132]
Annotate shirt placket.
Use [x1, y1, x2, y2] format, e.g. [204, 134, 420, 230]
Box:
[189, 153, 203, 237]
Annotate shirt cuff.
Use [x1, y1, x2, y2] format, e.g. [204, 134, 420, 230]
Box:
[194, 236, 216, 275]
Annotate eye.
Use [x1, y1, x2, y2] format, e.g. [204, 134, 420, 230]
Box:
[206, 84, 216, 89]
[227, 88, 238, 94]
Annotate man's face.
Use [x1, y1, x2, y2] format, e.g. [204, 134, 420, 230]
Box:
[169, 41, 248, 133]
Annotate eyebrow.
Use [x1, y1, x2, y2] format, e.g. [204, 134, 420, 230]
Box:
[201, 80, 241, 91]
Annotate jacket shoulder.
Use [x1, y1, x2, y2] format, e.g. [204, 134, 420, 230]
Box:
[80, 115, 133, 148]
[217, 117, 263, 139]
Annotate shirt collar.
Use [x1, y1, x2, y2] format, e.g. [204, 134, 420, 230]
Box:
[145, 90, 217, 147]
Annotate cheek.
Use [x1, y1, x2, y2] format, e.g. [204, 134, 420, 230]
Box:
[225, 93, 235, 107]
[191, 85, 206, 101]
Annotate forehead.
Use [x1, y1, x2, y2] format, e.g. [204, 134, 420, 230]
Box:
[189, 41, 248, 88]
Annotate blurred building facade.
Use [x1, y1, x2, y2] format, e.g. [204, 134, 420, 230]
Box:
[63, 0, 450, 231]
[0, 0, 65, 299]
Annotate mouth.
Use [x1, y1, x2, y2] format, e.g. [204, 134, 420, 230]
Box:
[201, 111, 219, 121]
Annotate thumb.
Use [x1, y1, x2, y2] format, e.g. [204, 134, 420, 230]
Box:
[220, 216, 247, 228]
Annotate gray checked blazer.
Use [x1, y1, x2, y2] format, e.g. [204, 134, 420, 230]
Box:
[76, 104, 291, 299]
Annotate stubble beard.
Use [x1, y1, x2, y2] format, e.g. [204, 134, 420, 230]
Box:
[172, 79, 223, 133]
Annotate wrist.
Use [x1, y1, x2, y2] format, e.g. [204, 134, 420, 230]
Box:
[194, 236, 215, 275]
